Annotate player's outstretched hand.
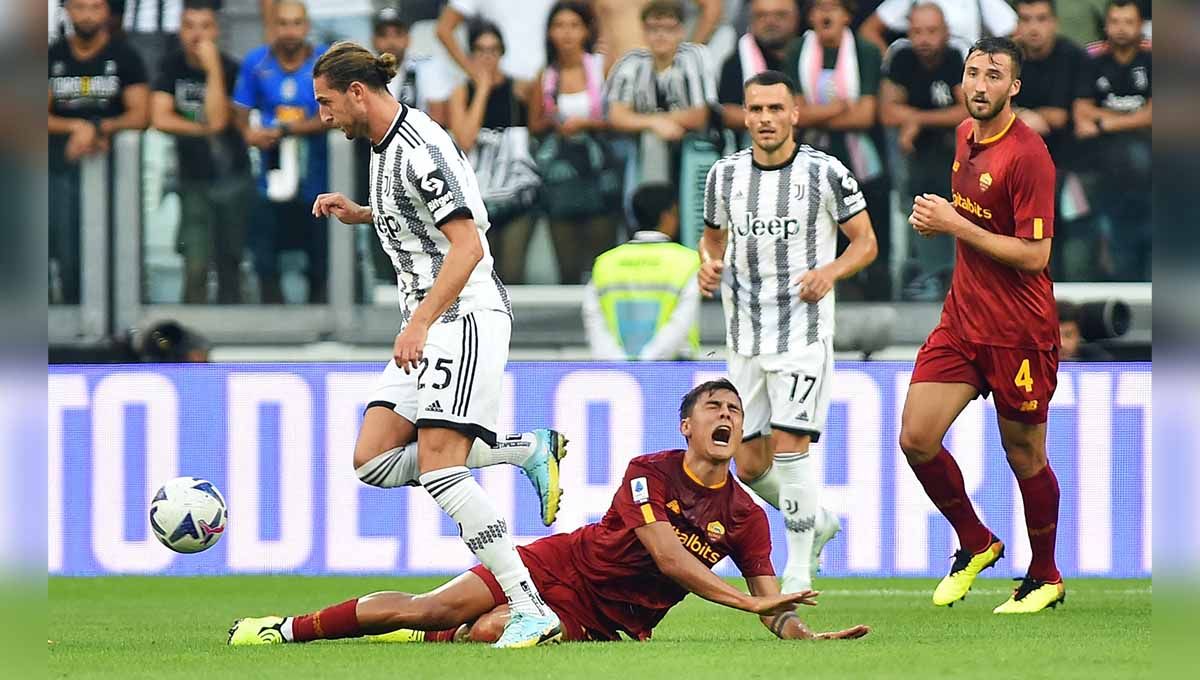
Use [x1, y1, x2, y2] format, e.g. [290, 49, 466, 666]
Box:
[796, 267, 834, 302]
[698, 259, 724, 298]
[749, 590, 819, 617]
[313, 192, 371, 224]
[804, 624, 871, 641]
[393, 324, 428, 374]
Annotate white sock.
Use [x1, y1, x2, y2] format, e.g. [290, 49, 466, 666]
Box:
[281, 617, 294, 642]
[776, 452, 818, 591]
[745, 464, 782, 508]
[466, 432, 536, 467]
[356, 444, 421, 488]
[355, 433, 537, 488]
[418, 466, 550, 618]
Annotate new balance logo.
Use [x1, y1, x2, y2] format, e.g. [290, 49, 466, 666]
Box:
[784, 514, 816, 534]
[427, 400, 444, 413]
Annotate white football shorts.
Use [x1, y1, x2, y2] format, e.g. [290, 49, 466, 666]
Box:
[727, 335, 834, 442]
[367, 309, 511, 445]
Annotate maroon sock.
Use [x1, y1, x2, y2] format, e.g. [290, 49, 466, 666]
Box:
[424, 627, 459, 643]
[291, 598, 361, 642]
[1018, 464, 1062, 583]
[910, 447, 992, 554]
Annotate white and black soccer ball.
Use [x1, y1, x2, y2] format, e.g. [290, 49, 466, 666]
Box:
[149, 477, 227, 554]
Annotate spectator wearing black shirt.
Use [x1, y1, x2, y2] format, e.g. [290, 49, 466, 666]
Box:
[717, 0, 799, 131]
[48, 0, 149, 304]
[1012, 0, 1084, 162]
[151, 0, 251, 303]
[1071, 0, 1151, 281]
[879, 2, 964, 300]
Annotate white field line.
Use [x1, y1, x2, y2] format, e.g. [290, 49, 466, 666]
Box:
[815, 587, 1152, 597]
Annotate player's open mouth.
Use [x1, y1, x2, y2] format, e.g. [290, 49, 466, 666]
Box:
[712, 425, 732, 446]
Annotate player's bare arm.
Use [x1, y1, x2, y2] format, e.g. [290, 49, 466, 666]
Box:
[697, 227, 727, 298]
[312, 193, 372, 224]
[909, 193, 1050, 273]
[796, 210, 877, 303]
[745, 576, 870, 640]
[392, 217, 485, 372]
[633, 521, 810, 616]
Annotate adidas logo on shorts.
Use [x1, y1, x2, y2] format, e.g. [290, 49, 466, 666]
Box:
[427, 400, 444, 413]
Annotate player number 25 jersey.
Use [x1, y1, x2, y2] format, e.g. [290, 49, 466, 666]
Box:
[368, 104, 511, 327]
[704, 146, 866, 356]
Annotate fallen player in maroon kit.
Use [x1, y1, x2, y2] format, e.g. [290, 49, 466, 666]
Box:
[227, 379, 870, 645]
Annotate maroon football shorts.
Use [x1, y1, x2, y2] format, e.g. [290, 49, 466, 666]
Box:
[469, 533, 633, 642]
[911, 323, 1059, 424]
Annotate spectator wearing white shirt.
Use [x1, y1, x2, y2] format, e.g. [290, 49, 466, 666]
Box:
[858, 0, 1016, 53]
[436, 0, 557, 88]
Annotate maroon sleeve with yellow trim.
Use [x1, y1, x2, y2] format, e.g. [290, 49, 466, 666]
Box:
[1009, 145, 1056, 241]
[613, 458, 671, 528]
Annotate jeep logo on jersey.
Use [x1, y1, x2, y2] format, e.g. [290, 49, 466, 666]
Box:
[733, 213, 803, 239]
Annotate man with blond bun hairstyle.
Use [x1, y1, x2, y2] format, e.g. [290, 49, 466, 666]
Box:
[225, 41, 569, 649]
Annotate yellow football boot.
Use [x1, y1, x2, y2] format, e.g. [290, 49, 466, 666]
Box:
[933, 537, 1005, 607]
[227, 616, 286, 646]
[367, 629, 428, 643]
[993, 577, 1066, 614]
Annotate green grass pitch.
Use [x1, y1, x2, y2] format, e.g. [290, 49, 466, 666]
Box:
[50, 576, 1150, 679]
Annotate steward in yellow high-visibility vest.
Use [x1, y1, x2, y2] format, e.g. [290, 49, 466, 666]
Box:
[583, 184, 701, 360]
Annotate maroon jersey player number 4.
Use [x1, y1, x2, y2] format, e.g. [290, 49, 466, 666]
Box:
[901, 37, 1067, 616]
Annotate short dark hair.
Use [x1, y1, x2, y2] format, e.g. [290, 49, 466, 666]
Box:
[183, 0, 221, 12]
[679, 379, 741, 421]
[642, 0, 685, 24]
[545, 1, 598, 67]
[631, 183, 677, 231]
[966, 36, 1024, 79]
[806, 0, 857, 14]
[744, 69, 798, 96]
[1014, 0, 1057, 15]
[468, 19, 506, 54]
[1056, 299, 1080, 325]
[1106, 0, 1142, 20]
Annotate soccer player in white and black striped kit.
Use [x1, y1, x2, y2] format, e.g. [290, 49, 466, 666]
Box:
[290, 42, 564, 648]
[699, 71, 879, 594]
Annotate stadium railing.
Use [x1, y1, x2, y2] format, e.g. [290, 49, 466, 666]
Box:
[48, 130, 1152, 358]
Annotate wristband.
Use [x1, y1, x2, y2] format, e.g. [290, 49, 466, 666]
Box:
[279, 122, 292, 137]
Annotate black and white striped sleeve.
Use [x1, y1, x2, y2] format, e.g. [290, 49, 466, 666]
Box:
[681, 43, 717, 107]
[405, 143, 473, 228]
[604, 52, 639, 106]
[704, 160, 728, 229]
[825, 157, 867, 224]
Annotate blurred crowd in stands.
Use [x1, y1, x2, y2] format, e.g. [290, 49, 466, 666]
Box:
[49, 0, 1151, 308]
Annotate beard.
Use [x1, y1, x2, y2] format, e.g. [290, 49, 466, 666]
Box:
[756, 33, 789, 51]
[753, 128, 792, 154]
[73, 23, 102, 40]
[968, 94, 1007, 121]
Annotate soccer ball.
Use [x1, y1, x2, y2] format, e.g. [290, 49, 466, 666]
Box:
[149, 477, 227, 554]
